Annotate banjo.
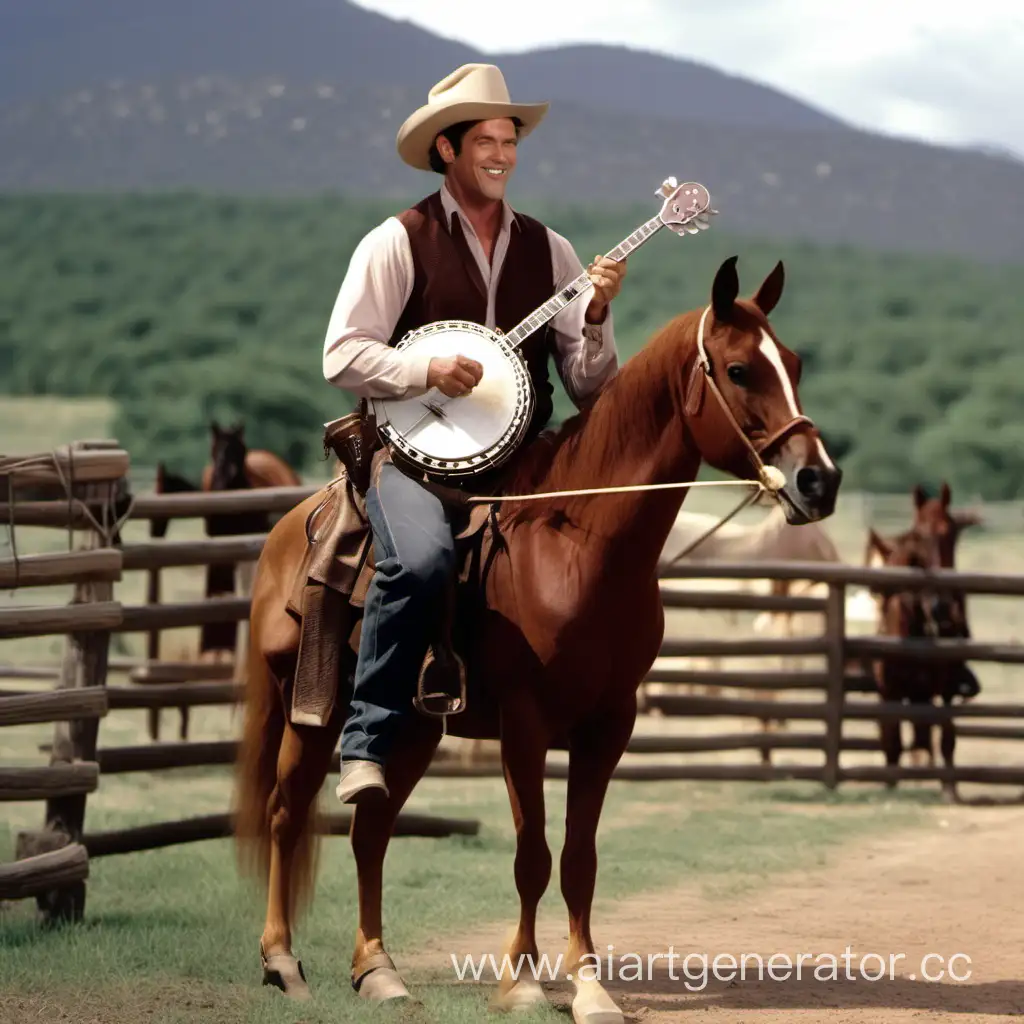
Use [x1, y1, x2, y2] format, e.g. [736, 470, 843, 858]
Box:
[371, 177, 715, 480]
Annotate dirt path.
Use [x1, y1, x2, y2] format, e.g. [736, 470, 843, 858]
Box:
[411, 802, 1024, 1021]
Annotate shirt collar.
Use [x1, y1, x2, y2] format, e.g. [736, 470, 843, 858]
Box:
[440, 180, 520, 236]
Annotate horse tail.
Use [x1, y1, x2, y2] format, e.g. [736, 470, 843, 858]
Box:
[232, 585, 287, 890]
[232, 548, 323, 919]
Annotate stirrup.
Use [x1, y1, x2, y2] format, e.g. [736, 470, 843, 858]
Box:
[413, 647, 467, 719]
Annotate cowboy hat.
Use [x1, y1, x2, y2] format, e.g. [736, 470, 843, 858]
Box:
[396, 63, 549, 171]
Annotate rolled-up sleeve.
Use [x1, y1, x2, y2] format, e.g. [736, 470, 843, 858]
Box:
[322, 218, 434, 398]
[545, 227, 619, 408]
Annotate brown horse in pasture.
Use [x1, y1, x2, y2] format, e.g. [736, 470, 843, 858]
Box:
[199, 420, 302, 660]
[233, 257, 842, 1022]
[146, 425, 301, 741]
[864, 483, 981, 801]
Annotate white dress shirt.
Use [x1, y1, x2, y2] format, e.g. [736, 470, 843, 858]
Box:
[322, 181, 619, 408]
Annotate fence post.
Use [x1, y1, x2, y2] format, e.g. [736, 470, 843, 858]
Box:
[31, 441, 124, 922]
[823, 582, 846, 790]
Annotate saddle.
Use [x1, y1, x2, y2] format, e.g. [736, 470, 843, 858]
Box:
[284, 411, 499, 728]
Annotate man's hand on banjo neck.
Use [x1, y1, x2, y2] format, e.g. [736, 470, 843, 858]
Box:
[423, 255, 625, 400]
[427, 354, 484, 397]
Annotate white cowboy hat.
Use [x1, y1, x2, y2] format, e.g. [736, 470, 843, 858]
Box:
[396, 63, 549, 171]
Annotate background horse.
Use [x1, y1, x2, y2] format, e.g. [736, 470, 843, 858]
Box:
[233, 257, 842, 1022]
[866, 525, 979, 803]
[199, 419, 302, 661]
[655, 502, 847, 759]
[145, 424, 301, 741]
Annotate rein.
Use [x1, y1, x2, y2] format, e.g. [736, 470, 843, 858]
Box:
[465, 306, 801, 521]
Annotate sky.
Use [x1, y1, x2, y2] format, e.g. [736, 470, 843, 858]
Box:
[351, 0, 1024, 157]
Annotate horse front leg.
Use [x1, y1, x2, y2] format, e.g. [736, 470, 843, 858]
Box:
[909, 704, 934, 770]
[490, 696, 553, 1013]
[561, 696, 636, 1024]
[261, 715, 340, 1000]
[939, 696, 959, 804]
[875, 663, 902, 790]
[350, 719, 440, 1002]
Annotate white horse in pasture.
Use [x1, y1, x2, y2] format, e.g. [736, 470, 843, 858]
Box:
[648, 503, 874, 763]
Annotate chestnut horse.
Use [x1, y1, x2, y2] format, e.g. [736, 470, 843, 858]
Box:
[864, 483, 981, 800]
[865, 525, 978, 802]
[146, 425, 301, 741]
[233, 257, 842, 1022]
[199, 420, 301, 660]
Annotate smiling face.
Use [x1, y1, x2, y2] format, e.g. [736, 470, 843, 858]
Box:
[434, 117, 519, 204]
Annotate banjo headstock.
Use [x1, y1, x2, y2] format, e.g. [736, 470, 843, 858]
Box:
[655, 177, 716, 236]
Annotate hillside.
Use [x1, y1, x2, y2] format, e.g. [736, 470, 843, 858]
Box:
[1, 2, 1023, 262]
[0, 0, 843, 133]
[1, 193, 1023, 500]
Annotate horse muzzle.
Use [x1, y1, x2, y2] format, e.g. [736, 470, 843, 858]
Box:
[769, 441, 842, 525]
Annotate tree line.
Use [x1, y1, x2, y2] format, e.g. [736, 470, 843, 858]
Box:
[1, 192, 1021, 498]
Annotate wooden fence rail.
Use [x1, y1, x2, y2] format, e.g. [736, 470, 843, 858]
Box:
[7, 460, 1024, 922]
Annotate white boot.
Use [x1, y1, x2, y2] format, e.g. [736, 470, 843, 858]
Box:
[336, 759, 389, 804]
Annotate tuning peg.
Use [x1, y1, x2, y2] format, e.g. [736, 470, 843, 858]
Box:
[655, 176, 679, 200]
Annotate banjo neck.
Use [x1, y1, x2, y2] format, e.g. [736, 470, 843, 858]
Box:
[503, 214, 665, 351]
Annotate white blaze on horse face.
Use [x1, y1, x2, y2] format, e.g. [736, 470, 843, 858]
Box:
[758, 329, 835, 470]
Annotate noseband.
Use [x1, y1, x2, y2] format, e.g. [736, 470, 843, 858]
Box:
[685, 305, 814, 488]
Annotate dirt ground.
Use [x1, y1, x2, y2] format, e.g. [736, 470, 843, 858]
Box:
[412, 800, 1024, 1022]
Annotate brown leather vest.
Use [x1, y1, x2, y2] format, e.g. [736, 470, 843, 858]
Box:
[392, 191, 556, 444]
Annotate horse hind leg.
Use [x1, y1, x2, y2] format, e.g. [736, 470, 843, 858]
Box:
[350, 718, 441, 1002]
[561, 699, 636, 1024]
[260, 713, 340, 1000]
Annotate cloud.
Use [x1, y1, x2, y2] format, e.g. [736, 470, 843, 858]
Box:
[350, 0, 1024, 154]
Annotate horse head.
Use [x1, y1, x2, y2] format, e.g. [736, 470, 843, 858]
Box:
[209, 419, 249, 491]
[911, 482, 981, 569]
[682, 257, 841, 526]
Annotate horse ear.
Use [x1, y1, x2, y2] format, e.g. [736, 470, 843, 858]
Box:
[232, 420, 245, 439]
[210, 419, 221, 437]
[940, 481, 951, 508]
[753, 260, 785, 316]
[712, 255, 739, 322]
[912, 484, 926, 509]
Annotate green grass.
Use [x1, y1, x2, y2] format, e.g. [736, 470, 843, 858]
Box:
[0, 774, 930, 1023]
[0, 395, 116, 454]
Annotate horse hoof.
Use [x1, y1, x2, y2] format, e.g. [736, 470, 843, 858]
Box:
[356, 967, 411, 1002]
[571, 982, 623, 1024]
[261, 949, 311, 1001]
[353, 950, 411, 1003]
[490, 978, 547, 1011]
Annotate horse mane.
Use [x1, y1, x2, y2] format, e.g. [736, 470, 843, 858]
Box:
[498, 310, 700, 517]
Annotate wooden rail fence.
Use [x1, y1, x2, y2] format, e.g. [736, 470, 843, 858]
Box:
[6, 445, 1024, 916]
[0, 447, 477, 925]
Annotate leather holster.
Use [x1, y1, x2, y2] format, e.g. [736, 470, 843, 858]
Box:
[323, 401, 381, 496]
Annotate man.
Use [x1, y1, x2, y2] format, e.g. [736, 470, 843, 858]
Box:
[322, 63, 628, 803]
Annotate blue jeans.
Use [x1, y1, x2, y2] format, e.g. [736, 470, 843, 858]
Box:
[340, 462, 456, 764]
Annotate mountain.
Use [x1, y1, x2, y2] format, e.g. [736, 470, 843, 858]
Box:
[0, 0, 844, 134]
[1, 1, 1022, 264]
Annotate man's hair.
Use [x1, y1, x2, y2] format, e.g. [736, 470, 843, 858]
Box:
[428, 117, 523, 174]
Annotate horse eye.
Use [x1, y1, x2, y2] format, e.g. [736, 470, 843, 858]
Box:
[727, 363, 749, 386]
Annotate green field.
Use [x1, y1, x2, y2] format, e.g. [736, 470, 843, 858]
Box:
[2, 192, 1024, 498]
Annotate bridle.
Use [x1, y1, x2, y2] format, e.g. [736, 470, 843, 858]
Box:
[684, 304, 815, 491]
